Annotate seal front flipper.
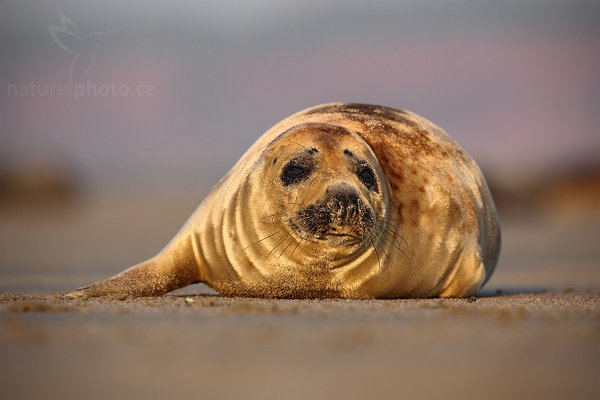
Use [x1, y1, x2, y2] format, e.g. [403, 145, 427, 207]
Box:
[65, 235, 203, 300]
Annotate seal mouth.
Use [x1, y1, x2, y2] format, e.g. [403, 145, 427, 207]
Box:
[289, 220, 363, 245]
[325, 233, 363, 247]
[288, 195, 374, 248]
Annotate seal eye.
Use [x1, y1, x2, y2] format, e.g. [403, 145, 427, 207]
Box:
[281, 161, 311, 186]
[287, 165, 306, 177]
[357, 166, 377, 191]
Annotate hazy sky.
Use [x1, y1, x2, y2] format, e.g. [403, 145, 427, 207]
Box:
[2, 0, 599, 190]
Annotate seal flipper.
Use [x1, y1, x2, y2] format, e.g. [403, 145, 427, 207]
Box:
[65, 259, 199, 300]
[65, 236, 203, 300]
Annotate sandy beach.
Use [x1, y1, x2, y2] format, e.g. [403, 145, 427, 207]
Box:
[1, 291, 598, 400]
[1, 190, 599, 399]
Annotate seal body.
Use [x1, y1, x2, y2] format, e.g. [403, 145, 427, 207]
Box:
[68, 103, 501, 299]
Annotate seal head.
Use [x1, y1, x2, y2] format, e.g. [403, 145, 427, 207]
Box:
[218, 122, 395, 297]
[259, 122, 389, 253]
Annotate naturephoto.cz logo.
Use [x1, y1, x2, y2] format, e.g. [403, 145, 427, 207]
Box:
[7, 13, 156, 100]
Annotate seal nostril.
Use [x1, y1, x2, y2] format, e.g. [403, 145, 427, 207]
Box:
[329, 189, 361, 225]
[333, 191, 359, 208]
[348, 192, 359, 206]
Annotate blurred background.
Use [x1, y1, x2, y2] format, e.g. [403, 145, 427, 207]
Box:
[1, 0, 599, 294]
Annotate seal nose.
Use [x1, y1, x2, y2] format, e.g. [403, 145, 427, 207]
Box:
[333, 190, 359, 209]
[327, 186, 361, 225]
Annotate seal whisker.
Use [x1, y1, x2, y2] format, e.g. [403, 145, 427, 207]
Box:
[243, 230, 281, 250]
[372, 230, 394, 270]
[262, 212, 302, 228]
[379, 217, 406, 231]
[266, 234, 291, 260]
[377, 220, 409, 248]
[377, 225, 409, 253]
[290, 232, 306, 259]
[371, 217, 404, 250]
[381, 229, 410, 261]
[289, 141, 311, 153]
[278, 236, 298, 260]
[368, 234, 382, 272]
[372, 224, 403, 253]
[372, 222, 401, 247]
[381, 230, 409, 261]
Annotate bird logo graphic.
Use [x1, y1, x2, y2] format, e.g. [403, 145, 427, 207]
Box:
[48, 13, 119, 95]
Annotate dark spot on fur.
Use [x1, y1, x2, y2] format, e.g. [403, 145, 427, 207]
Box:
[305, 103, 445, 160]
[408, 199, 420, 226]
[305, 103, 408, 123]
[273, 158, 277, 165]
[448, 199, 462, 221]
[397, 202, 404, 224]
[379, 152, 390, 165]
[310, 124, 352, 136]
[387, 168, 404, 183]
[408, 199, 420, 217]
[418, 186, 425, 193]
